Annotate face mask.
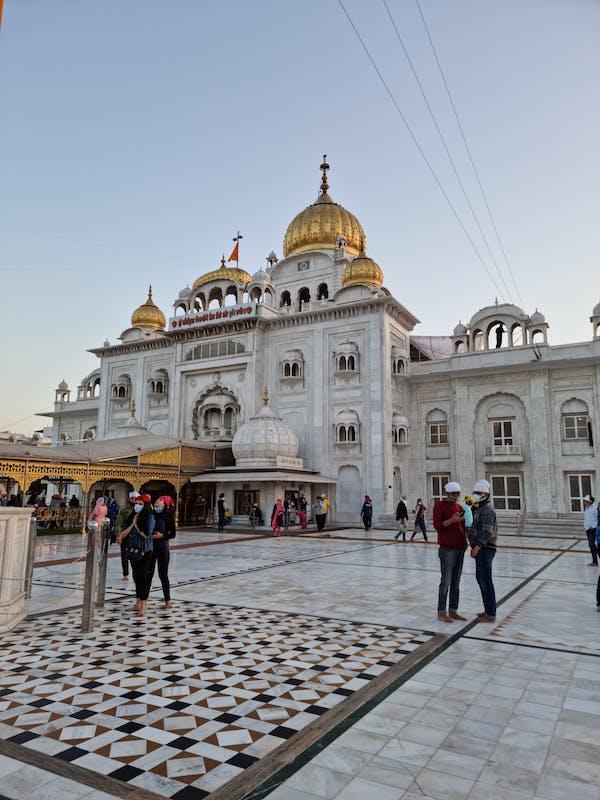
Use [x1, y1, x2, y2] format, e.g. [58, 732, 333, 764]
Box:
[154, 505, 164, 513]
[471, 494, 481, 504]
[133, 503, 144, 513]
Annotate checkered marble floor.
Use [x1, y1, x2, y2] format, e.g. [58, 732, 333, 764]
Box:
[0, 601, 435, 799]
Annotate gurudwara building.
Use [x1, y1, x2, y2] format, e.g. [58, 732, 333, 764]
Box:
[39, 158, 600, 523]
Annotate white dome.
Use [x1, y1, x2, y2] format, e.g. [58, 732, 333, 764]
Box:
[251, 269, 270, 283]
[530, 308, 546, 325]
[58, 379, 69, 391]
[593, 301, 600, 317]
[232, 402, 298, 466]
[453, 321, 467, 335]
[178, 285, 191, 299]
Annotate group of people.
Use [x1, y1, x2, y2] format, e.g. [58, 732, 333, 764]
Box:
[270, 494, 314, 535]
[88, 491, 176, 617]
[432, 479, 497, 623]
[393, 496, 432, 542]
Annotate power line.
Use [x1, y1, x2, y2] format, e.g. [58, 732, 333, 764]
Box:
[382, 0, 514, 303]
[414, 0, 525, 308]
[336, 0, 506, 300]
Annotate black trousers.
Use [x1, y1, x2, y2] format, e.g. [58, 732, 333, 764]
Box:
[586, 529, 598, 564]
[315, 513, 326, 531]
[147, 544, 171, 602]
[132, 552, 153, 600]
[120, 540, 129, 576]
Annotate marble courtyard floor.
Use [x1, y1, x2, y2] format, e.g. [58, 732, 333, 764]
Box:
[0, 525, 599, 800]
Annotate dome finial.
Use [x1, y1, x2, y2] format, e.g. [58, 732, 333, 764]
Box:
[263, 386, 270, 406]
[320, 154, 330, 195]
[148, 284, 153, 300]
[358, 235, 366, 256]
[220, 255, 226, 269]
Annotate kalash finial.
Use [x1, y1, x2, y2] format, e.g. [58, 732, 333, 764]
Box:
[148, 285, 153, 300]
[220, 255, 226, 269]
[263, 386, 269, 406]
[320, 154, 330, 195]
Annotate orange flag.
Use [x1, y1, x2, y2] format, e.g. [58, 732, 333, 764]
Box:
[228, 241, 239, 263]
[0, 0, 4, 29]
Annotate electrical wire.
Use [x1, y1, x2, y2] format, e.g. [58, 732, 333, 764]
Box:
[336, 0, 506, 300]
[414, 0, 525, 308]
[382, 0, 514, 303]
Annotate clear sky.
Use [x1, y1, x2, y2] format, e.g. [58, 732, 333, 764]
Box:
[1, 1, 598, 435]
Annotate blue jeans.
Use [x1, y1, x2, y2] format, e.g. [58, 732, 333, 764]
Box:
[475, 547, 496, 618]
[438, 548, 465, 614]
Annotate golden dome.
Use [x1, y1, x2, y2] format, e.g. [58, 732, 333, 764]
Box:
[131, 286, 166, 330]
[283, 156, 365, 258]
[342, 241, 384, 289]
[192, 256, 252, 291]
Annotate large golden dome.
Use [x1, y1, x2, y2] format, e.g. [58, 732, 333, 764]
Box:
[342, 241, 384, 289]
[283, 156, 365, 258]
[192, 256, 252, 291]
[131, 286, 166, 330]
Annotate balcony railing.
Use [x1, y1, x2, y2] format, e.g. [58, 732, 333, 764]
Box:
[485, 444, 521, 456]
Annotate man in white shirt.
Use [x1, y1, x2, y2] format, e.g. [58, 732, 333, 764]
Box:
[583, 495, 598, 566]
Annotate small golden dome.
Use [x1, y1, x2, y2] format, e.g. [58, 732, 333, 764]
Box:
[192, 256, 252, 291]
[342, 241, 384, 289]
[131, 285, 166, 330]
[283, 156, 365, 258]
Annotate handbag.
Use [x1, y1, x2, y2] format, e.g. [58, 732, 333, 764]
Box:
[397, 521, 407, 535]
[124, 527, 145, 563]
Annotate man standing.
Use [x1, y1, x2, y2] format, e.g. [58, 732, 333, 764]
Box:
[217, 493, 226, 531]
[583, 495, 598, 566]
[432, 481, 467, 623]
[468, 479, 497, 622]
[394, 496, 409, 541]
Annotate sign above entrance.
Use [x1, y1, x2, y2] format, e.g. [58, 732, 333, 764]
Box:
[169, 303, 256, 331]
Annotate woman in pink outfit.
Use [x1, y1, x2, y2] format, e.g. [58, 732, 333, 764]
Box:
[88, 496, 108, 529]
[271, 499, 285, 536]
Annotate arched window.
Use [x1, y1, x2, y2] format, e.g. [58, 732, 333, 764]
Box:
[336, 342, 359, 374]
[118, 386, 127, 398]
[426, 408, 448, 445]
[224, 285, 238, 307]
[298, 287, 310, 307]
[561, 398, 590, 442]
[280, 291, 291, 307]
[192, 385, 240, 440]
[317, 283, 329, 300]
[283, 362, 291, 377]
[336, 411, 360, 444]
[291, 362, 299, 377]
[392, 414, 408, 445]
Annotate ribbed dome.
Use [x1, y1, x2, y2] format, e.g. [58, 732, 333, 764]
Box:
[58, 379, 69, 391]
[530, 308, 546, 325]
[131, 286, 166, 330]
[178, 285, 191, 299]
[283, 156, 365, 258]
[453, 321, 468, 335]
[192, 256, 252, 291]
[232, 395, 298, 467]
[592, 301, 600, 317]
[342, 242, 384, 288]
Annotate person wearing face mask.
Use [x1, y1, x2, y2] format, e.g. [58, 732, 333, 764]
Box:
[147, 495, 176, 609]
[468, 479, 497, 622]
[117, 494, 155, 616]
[432, 481, 468, 623]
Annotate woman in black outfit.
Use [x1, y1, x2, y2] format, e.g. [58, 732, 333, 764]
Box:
[148, 495, 176, 608]
[117, 493, 154, 616]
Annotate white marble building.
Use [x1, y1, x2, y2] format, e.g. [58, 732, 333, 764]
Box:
[41, 158, 600, 522]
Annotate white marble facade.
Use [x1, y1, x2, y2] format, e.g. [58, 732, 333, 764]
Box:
[42, 162, 600, 521]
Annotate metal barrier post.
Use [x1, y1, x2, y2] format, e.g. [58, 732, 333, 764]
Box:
[95, 519, 111, 609]
[81, 520, 101, 632]
[24, 514, 37, 599]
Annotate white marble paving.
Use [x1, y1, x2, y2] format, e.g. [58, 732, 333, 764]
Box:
[0, 526, 594, 800]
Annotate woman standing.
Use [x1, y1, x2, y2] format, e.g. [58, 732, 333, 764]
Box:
[117, 494, 154, 616]
[360, 495, 373, 532]
[148, 495, 176, 609]
[87, 496, 108, 530]
[410, 498, 428, 541]
[271, 498, 285, 537]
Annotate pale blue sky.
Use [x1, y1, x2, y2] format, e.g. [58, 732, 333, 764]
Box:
[1, 1, 598, 434]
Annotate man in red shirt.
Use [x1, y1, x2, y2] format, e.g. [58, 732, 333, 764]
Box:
[433, 481, 467, 623]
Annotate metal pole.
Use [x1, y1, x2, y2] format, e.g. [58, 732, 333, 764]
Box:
[81, 520, 101, 632]
[24, 514, 37, 599]
[95, 519, 110, 608]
